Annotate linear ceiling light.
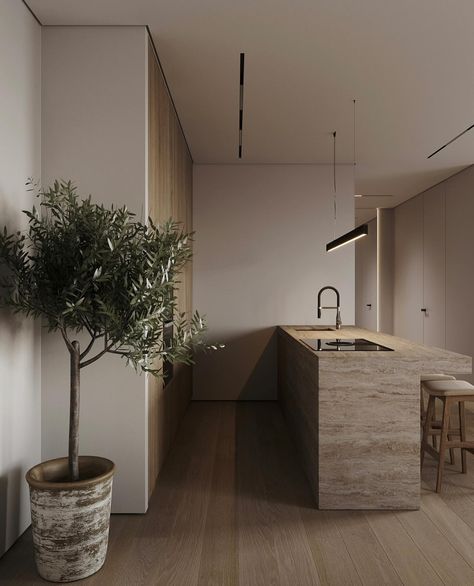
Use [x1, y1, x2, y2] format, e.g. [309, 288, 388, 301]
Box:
[238, 53, 245, 158]
[326, 224, 369, 252]
[427, 123, 474, 159]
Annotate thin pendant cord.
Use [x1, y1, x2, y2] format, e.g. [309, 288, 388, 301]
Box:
[333, 131, 337, 238]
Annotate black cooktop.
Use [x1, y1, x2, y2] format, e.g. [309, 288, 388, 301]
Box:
[301, 338, 394, 352]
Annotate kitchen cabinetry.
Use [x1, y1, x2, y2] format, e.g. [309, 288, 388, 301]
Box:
[355, 218, 377, 330]
[422, 184, 446, 348]
[394, 187, 447, 347]
[446, 167, 474, 381]
[394, 195, 424, 343]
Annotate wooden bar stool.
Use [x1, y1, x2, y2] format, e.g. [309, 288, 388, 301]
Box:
[420, 374, 456, 462]
[420, 374, 455, 425]
[421, 379, 474, 492]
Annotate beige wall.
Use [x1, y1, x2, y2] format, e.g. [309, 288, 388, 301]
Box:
[41, 26, 149, 513]
[355, 218, 377, 330]
[193, 164, 355, 400]
[0, 0, 41, 556]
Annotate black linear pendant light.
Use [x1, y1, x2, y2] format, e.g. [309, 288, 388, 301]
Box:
[326, 101, 368, 252]
[326, 224, 369, 252]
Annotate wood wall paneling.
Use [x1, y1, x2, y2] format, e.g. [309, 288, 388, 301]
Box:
[147, 40, 193, 498]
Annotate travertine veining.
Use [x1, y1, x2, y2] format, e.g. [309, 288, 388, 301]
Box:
[278, 325, 472, 510]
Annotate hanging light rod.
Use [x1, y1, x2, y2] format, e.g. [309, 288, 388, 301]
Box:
[238, 53, 245, 158]
[326, 224, 368, 252]
[326, 100, 368, 252]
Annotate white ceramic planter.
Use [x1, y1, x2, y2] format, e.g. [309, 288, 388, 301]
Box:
[26, 456, 115, 583]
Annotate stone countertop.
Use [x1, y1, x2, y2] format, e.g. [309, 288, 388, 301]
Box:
[278, 325, 472, 509]
[278, 325, 472, 374]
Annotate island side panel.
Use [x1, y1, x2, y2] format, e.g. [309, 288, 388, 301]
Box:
[277, 331, 319, 502]
[317, 356, 420, 510]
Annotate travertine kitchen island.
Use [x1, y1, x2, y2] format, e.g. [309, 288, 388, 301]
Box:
[278, 326, 472, 510]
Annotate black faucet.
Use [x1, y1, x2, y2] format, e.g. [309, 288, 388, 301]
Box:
[317, 286, 342, 330]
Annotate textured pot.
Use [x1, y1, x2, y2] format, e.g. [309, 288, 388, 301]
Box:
[26, 456, 115, 583]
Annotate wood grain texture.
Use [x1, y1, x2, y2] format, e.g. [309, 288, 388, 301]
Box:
[2, 401, 474, 585]
[278, 325, 472, 509]
[147, 40, 194, 498]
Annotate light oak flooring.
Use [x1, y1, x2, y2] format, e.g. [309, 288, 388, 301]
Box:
[2, 401, 474, 585]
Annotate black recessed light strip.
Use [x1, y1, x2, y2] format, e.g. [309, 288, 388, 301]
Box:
[22, 1, 42, 25]
[238, 53, 245, 159]
[427, 123, 474, 159]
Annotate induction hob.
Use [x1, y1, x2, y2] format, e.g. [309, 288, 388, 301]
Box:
[301, 338, 394, 352]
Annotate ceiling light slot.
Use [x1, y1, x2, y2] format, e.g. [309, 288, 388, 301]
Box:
[428, 123, 474, 159]
[238, 53, 245, 159]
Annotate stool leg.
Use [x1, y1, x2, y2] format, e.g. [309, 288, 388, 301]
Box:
[436, 398, 451, 493]
[448, 434, 456, 465]
[432, 397, 438, 449]
[459, 400, 467, 474]
[422, 395, 436, 471]
[420, 387, 425, 425]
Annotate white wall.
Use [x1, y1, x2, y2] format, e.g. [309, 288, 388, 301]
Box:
[0, 0, 41, 555]
[193, 164, 355, 400]
[41, 26, 149, 512]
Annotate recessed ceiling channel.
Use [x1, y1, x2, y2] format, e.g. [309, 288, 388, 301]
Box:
[427, 123, 474, 159]
[238, 52, 245, 159]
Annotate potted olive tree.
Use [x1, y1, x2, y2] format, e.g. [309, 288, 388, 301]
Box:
[0, 181, 207, 582]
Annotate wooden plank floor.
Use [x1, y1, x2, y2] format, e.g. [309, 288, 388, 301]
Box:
[1, 401, 474, 585]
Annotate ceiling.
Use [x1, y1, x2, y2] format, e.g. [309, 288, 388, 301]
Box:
[28, 0, 474, 222]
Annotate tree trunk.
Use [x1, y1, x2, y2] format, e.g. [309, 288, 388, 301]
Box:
[68, 340, 81, 481]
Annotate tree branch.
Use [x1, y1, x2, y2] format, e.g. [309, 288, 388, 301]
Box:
[60, 326, 74, 353]
[80, 334, 96, 360]
[108, 349, 130, 357]
[81, 316, 95, 338]
[79, 335, 115, 368]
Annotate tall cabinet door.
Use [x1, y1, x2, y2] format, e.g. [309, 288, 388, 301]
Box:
[422, 185, 446, 348]
[445, 166, 474, 382]
[355, 218, 377, 331]
[394, 195, 424, 343]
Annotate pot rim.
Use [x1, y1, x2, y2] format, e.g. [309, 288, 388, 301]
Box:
[26, 456, 115, 491]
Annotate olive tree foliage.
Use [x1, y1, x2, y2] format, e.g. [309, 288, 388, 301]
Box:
[0, 180, 207, 372]
[0, 180, 210, 480]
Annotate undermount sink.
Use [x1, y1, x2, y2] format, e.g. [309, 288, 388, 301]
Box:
[294, 326, 336, 332]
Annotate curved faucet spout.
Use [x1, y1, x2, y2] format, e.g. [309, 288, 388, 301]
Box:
[317, 286, 342, 329]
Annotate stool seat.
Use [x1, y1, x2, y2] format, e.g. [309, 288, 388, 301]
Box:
[420, 373, 456, 382]
[421, 379, 474, 492]
[423, 379, 474, 396]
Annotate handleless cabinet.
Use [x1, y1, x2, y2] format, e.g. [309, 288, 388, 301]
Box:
[394, 195, 424, 343]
